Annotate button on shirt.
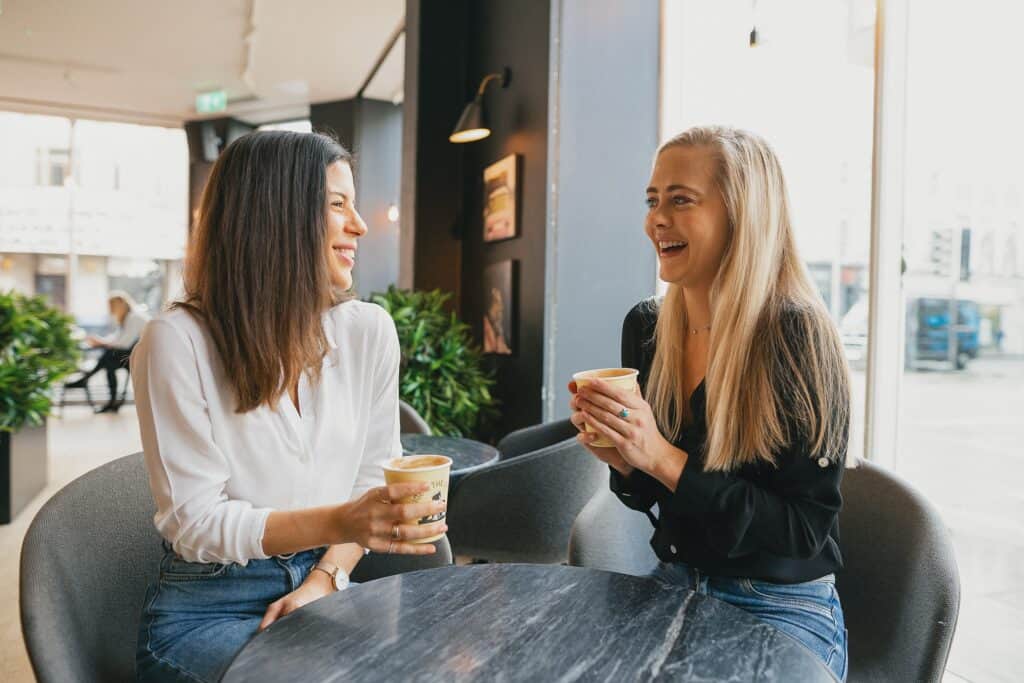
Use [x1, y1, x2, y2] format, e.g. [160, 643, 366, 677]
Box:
[130, 301, 402, 565]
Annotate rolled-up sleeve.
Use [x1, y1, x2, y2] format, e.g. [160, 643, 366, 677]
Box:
[131, 319, 273, 565]
[350, 309, 402, 499]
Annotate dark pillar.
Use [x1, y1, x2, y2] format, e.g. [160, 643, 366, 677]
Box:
[312, 99, 403, 298]
[403, 0, 469, 307]
[183, 118, 256, 228]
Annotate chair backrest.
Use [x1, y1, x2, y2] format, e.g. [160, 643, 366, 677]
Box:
[350, 537, 452, 583]
[496, 418, 579, 460]
[20, 452, 454, 683]
[568, 487, 659, 576]
[836, 460, 960, 683]
[20, 453, 163, 683]
[446, 436, 605, 563]
[399, 400, 432, 435]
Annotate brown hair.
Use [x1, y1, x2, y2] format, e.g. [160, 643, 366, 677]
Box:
[178, 131, 353, 413]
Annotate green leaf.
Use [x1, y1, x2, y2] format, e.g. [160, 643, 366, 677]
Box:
[0, 290, 80, 432]
[367, 285, 499, 437]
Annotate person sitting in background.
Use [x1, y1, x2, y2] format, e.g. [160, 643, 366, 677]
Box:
[64, 290, 150, 413]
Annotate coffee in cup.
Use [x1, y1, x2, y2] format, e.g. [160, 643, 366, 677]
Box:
[382, 454, 452, 543]
[572, 367, 640, 448]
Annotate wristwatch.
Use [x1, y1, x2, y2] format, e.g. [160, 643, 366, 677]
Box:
[311, 561, 350, 591]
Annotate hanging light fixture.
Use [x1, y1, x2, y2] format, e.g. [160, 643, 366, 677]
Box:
[749, 0, 760, 47]
[449, 68, 511, 143]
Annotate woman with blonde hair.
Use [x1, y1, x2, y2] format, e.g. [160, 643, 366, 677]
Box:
[569, 126, 850, 680]
[132, 131, 447, 682]
[65, 289, 150, 413]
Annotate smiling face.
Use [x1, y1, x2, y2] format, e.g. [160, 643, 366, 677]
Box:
[325, 160, 368, 290]
[644, 145, 731, 289]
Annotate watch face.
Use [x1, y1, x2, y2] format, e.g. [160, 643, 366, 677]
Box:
[333, 571, 350, 591]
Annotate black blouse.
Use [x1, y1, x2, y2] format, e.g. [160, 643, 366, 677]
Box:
[610, 299, 846, 584]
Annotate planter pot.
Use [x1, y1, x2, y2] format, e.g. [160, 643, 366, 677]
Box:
[0, 420, 48, 524]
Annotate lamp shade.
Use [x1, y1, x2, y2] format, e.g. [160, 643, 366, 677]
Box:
[449, 95, 490, 143]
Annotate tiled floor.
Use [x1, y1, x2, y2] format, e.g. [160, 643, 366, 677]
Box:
[2, 360, 1021, 682]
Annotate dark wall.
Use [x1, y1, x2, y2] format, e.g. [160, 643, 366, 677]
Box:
[405, 0, 550, 437]
[183, 117, 255, 228]
[458, 0, 551, 436]
[310, 100, 358, 149]
[405, 0, 657, 437]
[405, 0, 469, 306]
[312, 98, 403, 297]
[352, 100, 402, 297]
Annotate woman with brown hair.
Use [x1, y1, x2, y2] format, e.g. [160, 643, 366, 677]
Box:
[132, 131, 446, 682]
[570, 126, 850, 680]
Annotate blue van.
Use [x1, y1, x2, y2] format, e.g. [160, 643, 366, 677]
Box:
[912, 298, 981, 369]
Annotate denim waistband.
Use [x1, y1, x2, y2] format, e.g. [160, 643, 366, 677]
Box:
[160, 540, 326, 564]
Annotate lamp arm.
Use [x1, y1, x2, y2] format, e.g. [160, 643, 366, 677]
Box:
[476, 68, 510, 96]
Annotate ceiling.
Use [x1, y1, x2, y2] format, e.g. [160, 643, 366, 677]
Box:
[0, 0, 405, 128]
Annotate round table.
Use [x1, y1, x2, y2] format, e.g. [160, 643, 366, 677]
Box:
[224, 564, 835, 682]
[400, 434, 500, 485]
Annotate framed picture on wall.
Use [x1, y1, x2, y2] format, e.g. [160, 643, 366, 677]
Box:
[482, 260, 517, 355]
[482, 154, 519, 243]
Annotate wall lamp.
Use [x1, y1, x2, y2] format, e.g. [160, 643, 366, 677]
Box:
[449, 67, 511, 143]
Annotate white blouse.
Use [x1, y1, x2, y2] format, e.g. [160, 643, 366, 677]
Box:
[104, 308, 150, 349]
[130, 301, 402, 565]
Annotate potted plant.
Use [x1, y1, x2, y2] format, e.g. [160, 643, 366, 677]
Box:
[0, 291, 80, 523]
[370, 287, 498, 438]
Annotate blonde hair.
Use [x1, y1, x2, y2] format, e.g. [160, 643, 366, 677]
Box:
[107, 290, 137, 310]
[646, 126, 850, 472]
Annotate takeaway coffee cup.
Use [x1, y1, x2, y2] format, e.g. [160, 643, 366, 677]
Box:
[572, 367, 640, 448]
[382, 454, 452, 543]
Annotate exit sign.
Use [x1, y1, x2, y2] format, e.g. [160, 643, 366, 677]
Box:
[195, 90, 227, 113]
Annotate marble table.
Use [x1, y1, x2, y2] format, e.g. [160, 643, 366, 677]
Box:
[223, 564, 835, 682]
[400, 434, 500, 485]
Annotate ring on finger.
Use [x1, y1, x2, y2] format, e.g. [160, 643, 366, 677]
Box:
[618, 407, 630, 420]
[391, 522, 401, 540]
[387, 540, 395, 554]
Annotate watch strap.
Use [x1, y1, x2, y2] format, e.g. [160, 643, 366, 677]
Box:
[312, 561, 349, 591]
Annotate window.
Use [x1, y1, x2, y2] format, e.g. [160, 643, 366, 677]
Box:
[894, 1, 1024, 678]
[661, 0, 877, 459]
[36, 147, 70, 186]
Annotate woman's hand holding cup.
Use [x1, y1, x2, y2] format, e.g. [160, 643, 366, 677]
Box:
[569, 380, 635, 476]
[336, 482, 447, 555]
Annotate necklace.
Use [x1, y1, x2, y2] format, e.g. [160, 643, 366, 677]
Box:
[690, 324, 711, 335]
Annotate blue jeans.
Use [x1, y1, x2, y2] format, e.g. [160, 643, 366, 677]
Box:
[136, 545, 327, 683]
[650, 562, 848, 682]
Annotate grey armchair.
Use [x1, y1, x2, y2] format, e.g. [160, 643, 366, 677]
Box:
[20, 452, 452, 683]
[496, 418, 579, 460]
[836, 459, 960, 683]
[568, 486, 659, 576]
[399, 400, 432, 435]
[568, 459, 961, 683]
[446, 430, 605, 564]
